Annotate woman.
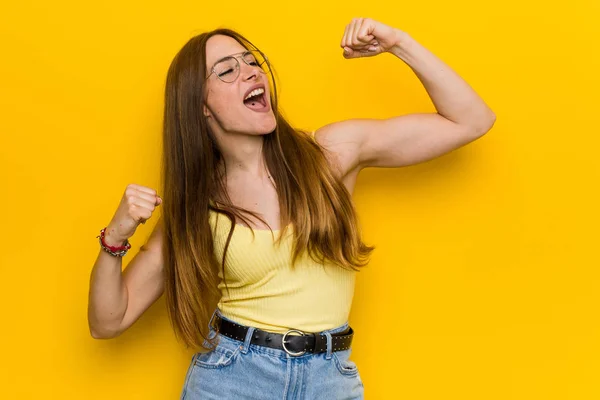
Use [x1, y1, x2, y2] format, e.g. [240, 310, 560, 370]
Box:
[88, 17, 495, 399]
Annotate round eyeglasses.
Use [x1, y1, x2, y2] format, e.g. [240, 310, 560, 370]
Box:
[206, 50, 271, 83]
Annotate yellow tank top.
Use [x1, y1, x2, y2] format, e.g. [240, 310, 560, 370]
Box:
[209, 210, 357, 334]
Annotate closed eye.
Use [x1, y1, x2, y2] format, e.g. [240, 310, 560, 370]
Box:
[218, 68, 234, 77]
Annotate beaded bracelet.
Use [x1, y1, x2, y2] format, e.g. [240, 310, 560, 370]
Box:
[96, 227, 131, 257]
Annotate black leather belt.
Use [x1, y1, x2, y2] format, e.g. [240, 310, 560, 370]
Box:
[211, 313, 354, 357]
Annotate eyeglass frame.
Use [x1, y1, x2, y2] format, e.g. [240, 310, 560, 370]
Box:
[205, 49, 271, 83]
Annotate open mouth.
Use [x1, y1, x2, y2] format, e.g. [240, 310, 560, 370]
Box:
[243, 87, 269, 112]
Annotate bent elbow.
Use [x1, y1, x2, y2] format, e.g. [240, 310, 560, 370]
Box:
[89, 325, 123, 340]
[478, 111, 497, 136]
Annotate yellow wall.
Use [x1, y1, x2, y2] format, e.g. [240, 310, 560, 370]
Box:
[1, 0, 599, 398]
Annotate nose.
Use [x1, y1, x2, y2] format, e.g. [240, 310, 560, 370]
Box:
[239, 61, 259, 81]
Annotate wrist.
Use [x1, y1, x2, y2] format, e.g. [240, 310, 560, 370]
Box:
[388, 29, 413, 55]
[97, 225, 132, 257]
[103, 225, 127, 247]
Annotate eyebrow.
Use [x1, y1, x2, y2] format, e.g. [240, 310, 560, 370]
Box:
[209, 51, 248, 71]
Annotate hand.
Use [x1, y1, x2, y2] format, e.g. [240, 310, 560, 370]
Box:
[340, 18, 404, 59]
[105, 183, 162, 245]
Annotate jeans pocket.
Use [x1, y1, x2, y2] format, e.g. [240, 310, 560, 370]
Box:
[194, 343, 240, 369]
[332, 348, 359, 376]
[180, 353, 198, 400]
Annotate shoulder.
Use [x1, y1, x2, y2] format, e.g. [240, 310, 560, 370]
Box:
[312, 120, 365, 179]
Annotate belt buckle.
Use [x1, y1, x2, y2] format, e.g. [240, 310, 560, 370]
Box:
[282, 329, 307, 357]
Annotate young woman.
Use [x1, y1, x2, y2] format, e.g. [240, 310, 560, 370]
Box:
[88, 17, 495, 399]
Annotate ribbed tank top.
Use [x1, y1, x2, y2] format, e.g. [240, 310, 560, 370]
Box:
[209, 210, 357, 334]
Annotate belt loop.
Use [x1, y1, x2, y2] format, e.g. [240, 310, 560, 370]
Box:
[323, 331, 333, 360]
[241, 326, 255, 354]
[203, 308, 220, 349]
[208, 308, 219, 338]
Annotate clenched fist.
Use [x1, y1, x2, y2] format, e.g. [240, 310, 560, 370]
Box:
[340, 17, 403, 59]
[104, 184, 162, 246]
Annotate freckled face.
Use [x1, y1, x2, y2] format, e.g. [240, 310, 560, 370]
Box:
[203, 35, 277, 136]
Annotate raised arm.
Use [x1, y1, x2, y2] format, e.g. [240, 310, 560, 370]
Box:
[315, 18, 496, 176]
[88, 185, 165, 339]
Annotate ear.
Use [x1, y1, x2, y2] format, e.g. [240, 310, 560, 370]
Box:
[203, 103, 211, 118]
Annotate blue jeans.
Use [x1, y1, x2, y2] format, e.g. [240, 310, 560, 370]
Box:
[180, 309, 364, 399]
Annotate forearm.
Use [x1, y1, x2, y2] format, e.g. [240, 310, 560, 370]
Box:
[87, 249, 128, 338]
[389, 31, 495, 131]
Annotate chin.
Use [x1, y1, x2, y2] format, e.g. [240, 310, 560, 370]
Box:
[255, 127, 276, 136]
[257, 116, 277, 134]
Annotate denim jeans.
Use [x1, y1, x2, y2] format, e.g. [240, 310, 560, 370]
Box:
[180, 309, 364, 399]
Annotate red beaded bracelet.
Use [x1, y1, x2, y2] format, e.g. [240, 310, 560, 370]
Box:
[96, 227, 131, 257]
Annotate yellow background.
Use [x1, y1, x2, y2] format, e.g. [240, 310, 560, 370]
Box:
[1, 0, 599, 398]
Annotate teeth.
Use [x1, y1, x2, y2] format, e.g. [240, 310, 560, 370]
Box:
[244, 87, 265, 101]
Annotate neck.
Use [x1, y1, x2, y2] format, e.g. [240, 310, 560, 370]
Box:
[217, 133, 270, 180]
